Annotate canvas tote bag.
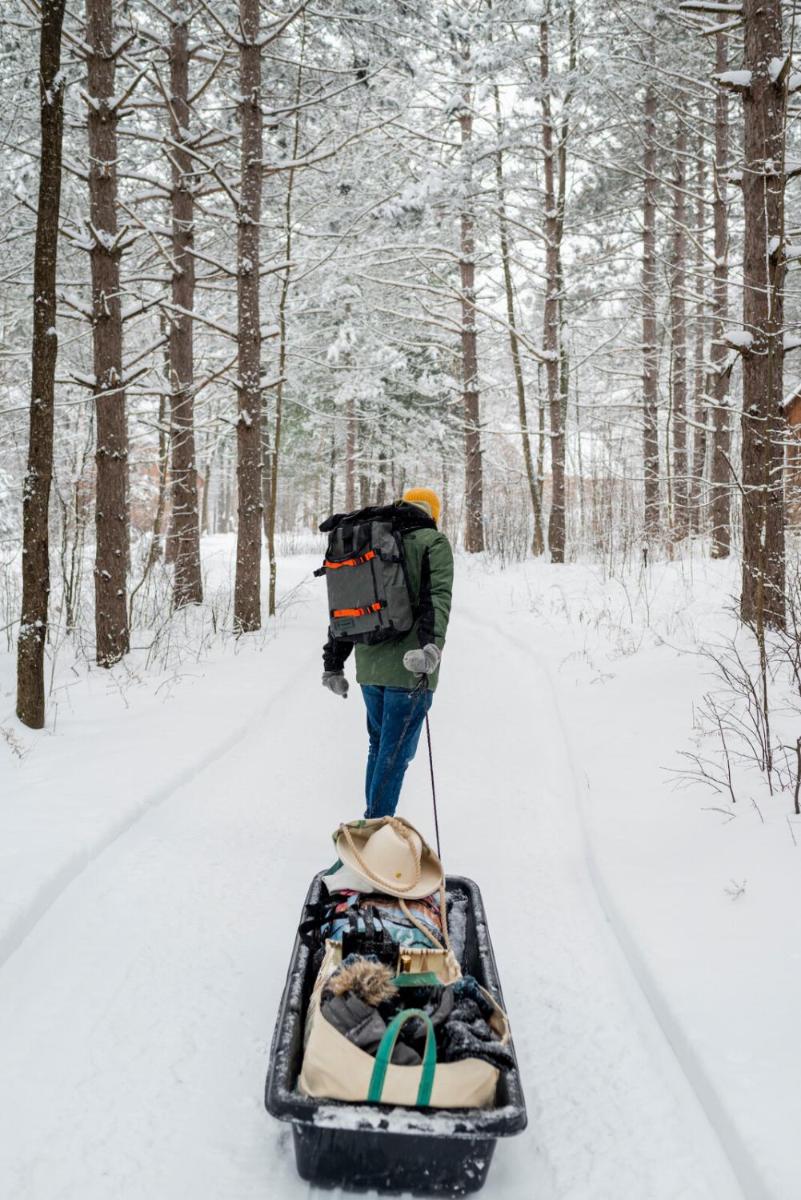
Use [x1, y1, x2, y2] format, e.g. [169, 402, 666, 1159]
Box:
[298, 924, 510, 1108]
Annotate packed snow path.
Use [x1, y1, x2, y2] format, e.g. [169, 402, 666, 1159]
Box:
[0, 568, 744, 1200]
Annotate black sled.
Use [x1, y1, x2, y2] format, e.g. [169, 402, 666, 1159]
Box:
[264, 874, 528, 1196]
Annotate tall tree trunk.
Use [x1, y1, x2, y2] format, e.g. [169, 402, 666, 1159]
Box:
[458, 40, 484, 553]
[86, 0, 130, 665]
[641, 50, 660, 541]
[690, 123, 707, 535]
[200, 443, 214, 536]
[358, 424, 370, 508]
[555, 4, 575, 555]
[710, 29, 732, 558]
[669, 104, 689, 541]
[261, 412, 272, 539]
[493, 81, 544, 556]
[739, 0, 786, 629]
[540, 13, 565, 562]
[537, 372, 546, 520]
[235, 0, 263, 632]
[264, 29, 303, 617]
[376, 450, 387, 506]
[149, 388, 170, 567]
[16, 0, 67, 728]
[222, 439, 234, 532]
[344, 392, 357, 510]
[168, 0, 202, 607]
[328, 423, 336, 513]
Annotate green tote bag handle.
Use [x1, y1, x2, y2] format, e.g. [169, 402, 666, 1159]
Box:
[367, 1008, 437, 1107]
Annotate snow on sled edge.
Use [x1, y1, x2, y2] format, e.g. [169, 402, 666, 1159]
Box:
[264, 873, 528, 1197]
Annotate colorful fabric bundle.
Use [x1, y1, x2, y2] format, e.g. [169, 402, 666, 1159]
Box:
[327, 890, 445, 949]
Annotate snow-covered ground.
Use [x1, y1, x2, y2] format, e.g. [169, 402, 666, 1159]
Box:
[0, 539, 797, 1199]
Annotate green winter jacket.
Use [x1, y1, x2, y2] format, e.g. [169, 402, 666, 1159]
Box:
[355, 527, 454, 692]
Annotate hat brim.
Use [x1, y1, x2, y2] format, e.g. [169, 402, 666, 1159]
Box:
[334, 822, 443, 900]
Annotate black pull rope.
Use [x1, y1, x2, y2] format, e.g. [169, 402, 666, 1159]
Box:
[420, 671, 441, 860]
[425, 707, 441, 860]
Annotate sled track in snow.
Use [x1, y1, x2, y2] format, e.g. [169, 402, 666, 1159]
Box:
[0, 637, 320, 974]
[462, 607, 765, 1200]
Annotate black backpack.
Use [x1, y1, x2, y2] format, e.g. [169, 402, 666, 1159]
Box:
[316, 503, 434, 646]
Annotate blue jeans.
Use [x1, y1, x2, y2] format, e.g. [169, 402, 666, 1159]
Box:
[361, 684, 433, 818]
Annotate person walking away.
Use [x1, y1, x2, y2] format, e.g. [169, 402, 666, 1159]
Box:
[321, 488, 453, 818]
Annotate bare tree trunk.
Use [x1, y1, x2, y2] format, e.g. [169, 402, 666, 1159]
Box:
[710, 29, 732, 558]
[641, 50, 660, 541]
[235, 0, 263, 632]
[690, 123, 707, 536]
[376, 450, 387, 506]
[540, 13, 565, 562]
[359, 423, 370, 508]
[669, 105, 689, 541]
[537, 367, 546, 513]
[344, 391, 357, 511]
[493, 81, 544, 557]
[220, 439, 233, 532]
[86, 0, 130, 665]
[61, 411, 93, 635]
[266, 62, 302, 615]
[16, 0, 67, 728]
[555, 5, 575, 554]
[328, 424, 336, 513]
[200, 442, 214, 536]
[458, 40, 484, 553]
[739, 0, 786, 629]
[168, 0, 202, 607]
[149, 388, 170, 565]
[261, 412, 272, 538]
[163, 317, 177, 564]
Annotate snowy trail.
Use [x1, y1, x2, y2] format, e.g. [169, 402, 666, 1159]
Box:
[0, 579, 744, 1200]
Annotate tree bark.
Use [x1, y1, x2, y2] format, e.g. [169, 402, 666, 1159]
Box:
[739, 0, 786, 629]
[540, 13, 565, 562]
[358, 424, 370, 509]
[235, 0, 263, 632]
[710, 29, 732, 558]
[86, 0, 130, 665]
[669, 104, 689, 541]
[328, 424, 336, 513]
[493, 81, 544, 556]
[690, 123, 707, 535]
[458, 39, 484, 553]
[555, 5, 575, 554]
[266, 57, 302, 617]
[168, 0, 202, 607]
[16, 0, 67, 728]
[148, 387, 170, 568]
[344, 390, 357, 510]
[200, 445, 213, 536]
[641, 48, 660, 541]
[376, 450, 387, 506]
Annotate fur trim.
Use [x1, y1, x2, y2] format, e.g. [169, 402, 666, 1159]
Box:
[328, 958, 398, 1006]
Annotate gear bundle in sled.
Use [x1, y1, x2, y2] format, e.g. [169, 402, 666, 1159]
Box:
[264, 817, 528, 1196]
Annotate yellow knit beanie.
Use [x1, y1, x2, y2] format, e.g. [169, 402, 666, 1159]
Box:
[403, 487, 441, 525]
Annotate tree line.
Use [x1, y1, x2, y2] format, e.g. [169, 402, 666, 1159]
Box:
[1, 0, 798, 728]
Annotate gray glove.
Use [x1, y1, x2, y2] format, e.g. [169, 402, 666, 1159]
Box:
[322, 670, 349, 698]
[403, 643, 441, 676]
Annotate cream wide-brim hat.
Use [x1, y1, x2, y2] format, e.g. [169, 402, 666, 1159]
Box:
[333, 817, 444, 900]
